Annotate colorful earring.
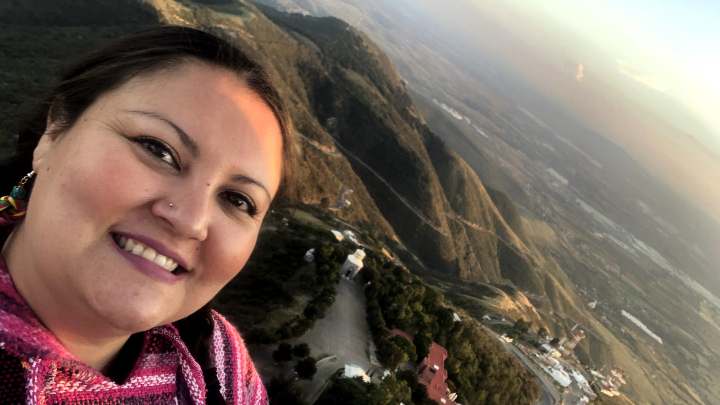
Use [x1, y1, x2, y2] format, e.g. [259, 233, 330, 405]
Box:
[0, 171, 35, 226]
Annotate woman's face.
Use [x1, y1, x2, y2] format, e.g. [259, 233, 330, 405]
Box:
[23, 61, 283, 333]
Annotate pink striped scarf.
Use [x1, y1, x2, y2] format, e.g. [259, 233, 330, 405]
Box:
[0, 260, 268, 404]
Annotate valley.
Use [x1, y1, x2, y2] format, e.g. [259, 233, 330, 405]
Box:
[1, 0, 719, 404]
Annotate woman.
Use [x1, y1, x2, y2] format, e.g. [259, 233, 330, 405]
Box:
[0, 26, 294, 404]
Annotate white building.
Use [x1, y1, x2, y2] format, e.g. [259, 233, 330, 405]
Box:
[572, 370, 588, 385]
[344, 364, 370, 382]
[304, 248, 315, 263]
[353, 249, 366, 260]
[342, 249, 365, 279]
[331, 230, 344, 242]
[343, 230, 359, 244]
[545, 363, 572, 387]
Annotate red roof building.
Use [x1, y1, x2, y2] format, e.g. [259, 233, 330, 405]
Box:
[417, 342, 456, 405]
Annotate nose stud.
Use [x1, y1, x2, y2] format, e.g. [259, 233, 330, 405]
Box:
[169, 203, 174, 207]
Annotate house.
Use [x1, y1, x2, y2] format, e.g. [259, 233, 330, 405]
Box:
[417, 342, 457, 405]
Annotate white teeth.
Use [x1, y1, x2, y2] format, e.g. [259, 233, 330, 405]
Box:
[141, 248, 157, 262]
[131, 244, 144, 255]
[154, 255, 167, 267]
[162, 260, 176, 271]
[116, 235, 181, 273]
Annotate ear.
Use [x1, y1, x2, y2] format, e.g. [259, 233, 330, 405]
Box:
[32, 98, 66, 172]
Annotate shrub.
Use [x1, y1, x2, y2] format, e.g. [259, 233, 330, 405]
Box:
[293, 343, 311, 358]
[413, 334, 433, 361]
[377, 339, 407, 370]
[272, 342, 293, 363]
[295, 357, 318, 380]
[266, 376, 308, 405]
[390, 335, 418, 362]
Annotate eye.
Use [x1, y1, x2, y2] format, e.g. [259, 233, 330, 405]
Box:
[221, 191, 258, 216]
[134, 137, 179, 169]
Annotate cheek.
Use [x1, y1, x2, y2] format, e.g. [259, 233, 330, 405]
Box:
[199, 224, 259, 288]
[53, 143, 159, 229]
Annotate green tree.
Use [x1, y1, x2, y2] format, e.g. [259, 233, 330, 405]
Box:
[370, 375, 412, 405]
[315, 377, 370, 405]
[316, 263, 338, 285]
[295, 357, 318, 380]
[293, 342, 311, 358]
[266, 376, 308, 405]
[397, 369, 432, 404]
[436, 307, 455, 331]
[272, 342, 293, 363]
[393, 266, 412, 284]
[330, 245, 350, 263]
[377, 339, 407, 370]
[390, 335, 418, 362]
[422, 287, 442, 314]
[413, 334, 433, 361]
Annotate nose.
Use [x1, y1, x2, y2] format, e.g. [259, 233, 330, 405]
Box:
[151, 180, 212, 242]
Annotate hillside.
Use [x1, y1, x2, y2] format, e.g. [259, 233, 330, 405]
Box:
[0, 0, 557, 358]
[5, 0, 690, 403]
[0, 0, 540, 287]
[256, 6, 541, 285]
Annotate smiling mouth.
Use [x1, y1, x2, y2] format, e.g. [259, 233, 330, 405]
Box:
[111, 233, 187, 276]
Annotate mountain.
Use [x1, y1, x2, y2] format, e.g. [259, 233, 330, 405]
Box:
[6, 1, 720, 404]
[1, 0, 541, 309]
[239, 1, 720, 404]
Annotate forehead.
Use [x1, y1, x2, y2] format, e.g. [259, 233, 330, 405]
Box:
[94, 62, 284, 195]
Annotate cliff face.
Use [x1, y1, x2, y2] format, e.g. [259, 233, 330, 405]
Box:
[250, 5, 540, 283]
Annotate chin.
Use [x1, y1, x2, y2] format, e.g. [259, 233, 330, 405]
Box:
[94, 299, 176, 333]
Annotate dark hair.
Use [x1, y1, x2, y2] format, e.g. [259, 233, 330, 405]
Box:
[0, 26, 295, 403]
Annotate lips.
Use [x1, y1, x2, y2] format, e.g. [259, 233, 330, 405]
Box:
[114, 234, 180, 272]
[111, 232, 188, 279]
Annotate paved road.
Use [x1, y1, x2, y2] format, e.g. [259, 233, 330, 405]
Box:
[503, 342, 559, 405]
[292, 277, 378, 403]
[537, 386, 553, 405]
[483, 326, 561, 405]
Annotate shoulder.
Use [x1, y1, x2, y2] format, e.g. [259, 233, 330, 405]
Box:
[210, 311, 268, 405]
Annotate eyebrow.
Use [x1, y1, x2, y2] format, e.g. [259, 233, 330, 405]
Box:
[231, 174, 272, 201]
[125, 109, 200, 157]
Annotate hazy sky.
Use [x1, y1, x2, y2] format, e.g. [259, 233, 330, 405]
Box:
[507, 0, 720, 154]
[402, 0, 720, 223]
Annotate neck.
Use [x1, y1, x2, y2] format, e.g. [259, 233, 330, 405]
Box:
[2, 224, 132, 373]
[53, 331, 130, 373]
